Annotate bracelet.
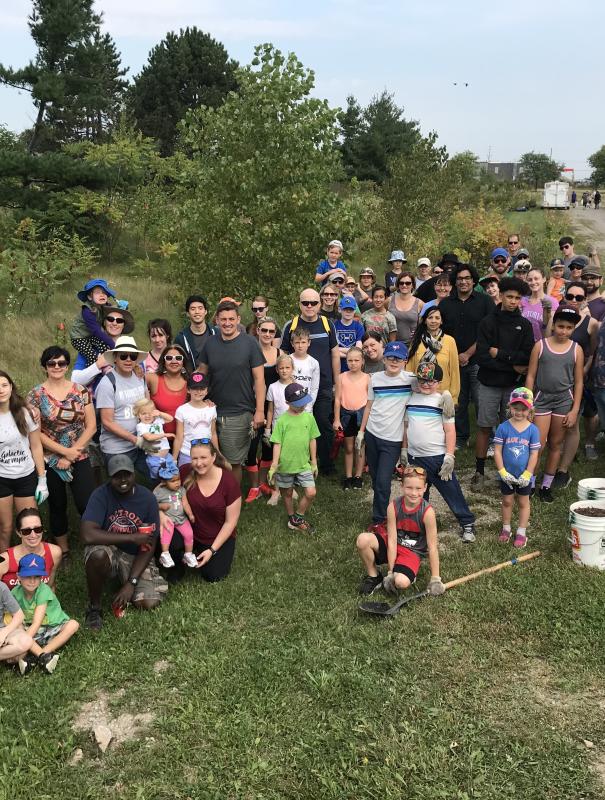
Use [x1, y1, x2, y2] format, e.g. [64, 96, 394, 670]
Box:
[209, 546, 217, 557]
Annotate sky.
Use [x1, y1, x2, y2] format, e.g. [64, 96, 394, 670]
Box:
[1, 0, 602, 177]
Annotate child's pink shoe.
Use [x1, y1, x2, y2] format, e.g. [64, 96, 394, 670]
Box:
[498, 528, 511, 543]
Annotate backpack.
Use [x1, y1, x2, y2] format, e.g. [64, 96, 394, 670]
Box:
[290, 315, 331, 335]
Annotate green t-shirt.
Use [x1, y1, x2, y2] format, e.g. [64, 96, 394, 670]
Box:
[11, 582, 69, 627]
[270, 411, 320, 474]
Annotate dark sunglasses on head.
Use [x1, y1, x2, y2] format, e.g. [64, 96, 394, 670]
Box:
[301, 300, 319, 307]
[19, 525, 43, 535]
[514, 266, 528, 273]
[164, 354, 184, 362]
[46, 359, 68, 368]
[117, 353, 137, 361]
[565, 293, 585, 301]
[105, 315, 125, 324]
[191, 437, 211, 447]
[259, 327, 276, 334]
[252, 306, 266, 313]
[493, 258, 507, 264]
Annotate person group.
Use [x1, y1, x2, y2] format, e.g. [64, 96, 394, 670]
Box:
[1, 233, 605, 673]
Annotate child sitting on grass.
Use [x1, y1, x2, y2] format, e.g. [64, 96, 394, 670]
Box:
[134, 398, 177, 480]
[153, 461, 197, 569]
[0, 581, 32, 672]
[356, 466, 445, 596]
[12, 554, 79, 675]
[269, 383, 320, 534]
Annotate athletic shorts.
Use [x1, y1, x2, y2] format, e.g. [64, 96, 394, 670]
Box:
[274, 470, 315, 489]
[34, 622, 68, 646]
[216, 412, 253, 465]
[499, 479, 532, 497]
[340, 407, 364, 437]
[477, 384, 514, 428]
[0, 470, 37, 499]
[84, 544, 168, 605]
[373, 530, 421, 584]
[534, 389, 573, 417]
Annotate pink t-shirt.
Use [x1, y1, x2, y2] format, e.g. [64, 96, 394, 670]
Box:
[521, 296, 559, 342]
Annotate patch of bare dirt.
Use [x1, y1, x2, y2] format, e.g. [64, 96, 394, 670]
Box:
[72, 689, 155, 754]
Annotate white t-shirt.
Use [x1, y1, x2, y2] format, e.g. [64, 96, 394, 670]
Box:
[136, 418, 170, 452]
[0, 411, 37, 478]
[291, 355, 320, 410]
[96, 370, 147, 454]
[366, 370, 413, 442]
[267, 381, 290, 429]
[405, 391, 453, 457]
[174, 402, 217, 456]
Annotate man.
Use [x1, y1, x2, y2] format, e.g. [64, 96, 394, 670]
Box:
[567, 256, 589, 286]
[489, 247, 512, 277]
[595, 190, 601, 210]
[198, 301, 265, 484]
[470, 277, 534, 490]
[507, 234, 522, 266]
[559, 236, 576, 276]
[174, 294, 214, 371]
[439, 263, 496, 449]
[582, 265, 605, 321]
[415, 253, 460, 302]
[282, 289, 340, 475]
[415, 257, 432, 289]
[80, 455, 168, 631]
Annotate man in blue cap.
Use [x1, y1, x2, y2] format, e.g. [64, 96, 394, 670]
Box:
[334, 295, 364, 371]
[489, 248, 512, 278]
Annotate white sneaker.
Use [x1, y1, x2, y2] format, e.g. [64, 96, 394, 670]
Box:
[159, 551, 175, 569]
[182, 552, 198, 568]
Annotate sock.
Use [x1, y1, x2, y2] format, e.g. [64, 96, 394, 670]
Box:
[502, 524, 511, 533]
[542, 473, 554, 489]
[475, 457, 486, 475]
[516, 527, 527, 538]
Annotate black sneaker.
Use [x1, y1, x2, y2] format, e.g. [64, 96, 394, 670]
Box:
[551, 470, 571, 490]
[85, 606, 103, 631]
[38, 652, 60, 675]
[352, 476, 363, 489]
[359, 573, 383, 595]
[342, 477, 353, 490]
[538, 487, 554, 503]
[18, 653, 38, 676]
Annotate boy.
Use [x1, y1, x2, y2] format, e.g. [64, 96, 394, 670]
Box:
[290, 329, 320, 410]
[0, 581, 32, 670]
[361, 286, 397, 344]
[11, 554, 79, 674]
[269, 383, 320, 533]
[402, 362, 476, 543]
[334, 295, 364, 371]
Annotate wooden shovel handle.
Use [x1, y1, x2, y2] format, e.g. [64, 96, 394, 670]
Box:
[444, 551, 541, 591]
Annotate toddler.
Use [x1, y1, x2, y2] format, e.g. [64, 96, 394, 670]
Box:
[173, 372, 219, 466]
[134, 398, 177, 479]
[153, 462, 197, 569]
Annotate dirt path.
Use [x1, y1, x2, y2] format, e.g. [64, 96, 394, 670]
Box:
[569, 205, 605, 252]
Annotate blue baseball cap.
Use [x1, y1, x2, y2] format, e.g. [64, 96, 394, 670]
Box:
[284, 382, 312, 407]
[77, 279, 116, 303]
[490, 248, 509, 261]
[383, 341, 409, 360]
[17, 553, 48, 578]
[339, 295, 357, 310]
[158, 461, 180, 480]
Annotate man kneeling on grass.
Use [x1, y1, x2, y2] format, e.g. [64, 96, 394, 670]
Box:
[80, 455, 168, 631]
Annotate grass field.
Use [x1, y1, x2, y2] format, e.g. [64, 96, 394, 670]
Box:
[1, 261, 605, 800]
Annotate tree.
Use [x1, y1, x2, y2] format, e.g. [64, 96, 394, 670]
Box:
[518, 152, 562, 190]
[163, 44, 360, 310]
[128, 27, 238, 156]
[588, 146, 605, 186]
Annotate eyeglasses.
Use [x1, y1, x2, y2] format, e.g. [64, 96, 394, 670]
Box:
[259, 328, 276, 334]
[164, 354, 184, 362]
[117, 353, 137, 361]
[105, 315, 125, 324]
[565, 293, 585, 301]
[301, 300, 319, 307]
[252, 306, 266, 313]
[46, 359, 68, 368]
[418, 379, 438, 387]
[398, 280, 413, 286]
[19, 525, 43, 535]
[456, 275, 473, 281]
[191, 437, 211, 447]
[403, 466, 427, 476]
[560, 244, 571, 250]
[493, 258, 507, 264]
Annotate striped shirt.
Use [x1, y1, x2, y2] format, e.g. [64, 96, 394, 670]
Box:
[406, 391, 454, 457]
[366, 370, 413, 441]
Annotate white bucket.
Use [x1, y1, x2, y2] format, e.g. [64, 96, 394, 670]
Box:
[569, 500, 605, 570]
[577, 478, 605, 501]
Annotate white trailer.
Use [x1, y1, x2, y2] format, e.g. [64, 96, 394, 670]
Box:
[542, 181, 570, 209]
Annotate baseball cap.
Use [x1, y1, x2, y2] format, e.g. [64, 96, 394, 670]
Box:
[553, 306, 581, 325]
[187, 372, 208, 390]
[388, 250, 407, 263]
[284, 383, 312, 407]
[478, 273, 500, 286]
[509, 386, 534, 409]
[417, 257, 431, 268]
[569, 255, 589, 269]
[581, 265, 602, 278]
[359, 267, 375, 276]
[328, 239, 343, 250]
[107, 454, 135, 477]
[416, 362, 443, 383]
[339, 295, 357, 310]
[491, 247, 509, 260]
[516, 248, 530, 259]
[549, 258, 564, 269]
[17, 553, 48, 578]
[383, 341, 409, 360]
[513, 259, 532, 272]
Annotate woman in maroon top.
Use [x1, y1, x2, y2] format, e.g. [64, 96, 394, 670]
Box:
[0, 508, 62, 590]
[180, 439, 241, 581]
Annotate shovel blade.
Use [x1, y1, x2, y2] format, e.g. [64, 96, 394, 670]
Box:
[358, 600, 393, 616]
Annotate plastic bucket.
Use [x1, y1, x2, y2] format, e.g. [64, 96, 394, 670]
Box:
[577, 478, 605, 501]
[569, 500, 605, 570]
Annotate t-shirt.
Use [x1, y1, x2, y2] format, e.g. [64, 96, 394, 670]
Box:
[266, 381, 294, 429]
[82, 483, 160, 556]
[493, 419, 541, 478]
[291, 355, 320, 408]
[96, 370, 147, 455]
[588, 296, 605, 322]
[174, 326, 214, 371]
[11, 581, 69, 627]
[181, 465, 241, 546]
[366, 370, 413, 442]
[270, 411, 321, 474]
[136, 418, 170, 452]
[282, 317, 338, 395]
[384, 270, 402, 294]
[334, 319, 365, 371]
[405, 391, 454, 457]
[174, 402, 217, 456]
[360, 309, 397, 344]
[153, 484, 187, 524]
[0, 411, 37, 479]
[27, 383, 91, 462]
[315, 258, 347, 285]
[199, 334, 264, 416]
[0, 581, 20, 627]
[520, 296, 559, 342]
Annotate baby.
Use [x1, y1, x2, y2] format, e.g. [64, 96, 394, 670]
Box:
[134, 399, 177, 480]
[153, 462, 197, 569]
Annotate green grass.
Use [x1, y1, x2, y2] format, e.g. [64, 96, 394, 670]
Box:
[1, 267, 605, 800]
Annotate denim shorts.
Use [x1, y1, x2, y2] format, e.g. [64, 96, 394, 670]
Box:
[340, 407, 364, 437]
[274, 470, 315, 489]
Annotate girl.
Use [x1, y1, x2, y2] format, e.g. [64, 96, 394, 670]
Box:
[247, 296, 281, 344]
[525, 307, 584, 503]
[173, 373, 219, 467]
[266, 355, 296, 506]
[406, 307, 460, 404]
[416, 272, 452, 315]
[153, 462, 197, 569]
[493, 388, 541, 549]
[333, 348, 370, 490]
[360, 286, 397, 344]
[355, 466, 444, 597]
[520, 267, 557, 342]
[319, 284, 340, 320]
[388, 271, 424, 344]
[144, 319, 173, 374]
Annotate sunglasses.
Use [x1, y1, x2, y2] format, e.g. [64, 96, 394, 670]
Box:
[565, 293, 585, 301]
[560, 244, 571, 250]
[508, 241, 519, 245]
[46, 359, 68, 368]
[514, 266, 528, 273]
[191, 437, 211, 447]
[164, 354, 184, 362]
[493, 258, 507, 264]
[105, 315, 125, 324]
[301, 300, 319, 307]
[322, 293, 338, 298]
[252, 306, 266, 313]
[259, 328, 276, 334]
[19, 525, 43, 535]
[403, 466, 427, 476]
[398, 280, 413, 286]
[331, 278, 344, 284]
[117, 353, 137, 361]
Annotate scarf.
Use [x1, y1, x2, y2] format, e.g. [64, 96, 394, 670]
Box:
[419, 329, 443, 365]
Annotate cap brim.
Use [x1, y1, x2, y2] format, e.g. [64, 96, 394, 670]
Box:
[18, 570, 48, 578]
[510, 399, 533, 409]
[289, 395, 312, 407]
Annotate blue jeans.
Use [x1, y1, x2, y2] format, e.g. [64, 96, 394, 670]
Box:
[455, 363, 479, 446]
[365, 430, 401, 523]
[102, 447, 150, 481]
[409, 453, 475, 528]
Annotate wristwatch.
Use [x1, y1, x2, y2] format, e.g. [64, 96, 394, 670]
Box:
[209, 546, 217, 557]
[129, 577, 139, 586]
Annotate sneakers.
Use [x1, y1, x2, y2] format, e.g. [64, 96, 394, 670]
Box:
[159, 551, 175, 568]
[18, 653, 38, 676]
[382, 573, 398, 595]
[460, 525, 476, 543]
[359, 573, 383, 595]
[38, 652, 60, 675]
[245, 487, 261, 503]
[538, 487, 554, 503]
[513, 532, 527, 549]
[85, 606, 103, 631]
[342, 476, 353, 490]
[352, 476, 363, 490]
[287, 514, 315, 533]
[258, 482, 273, 497]
[182, 552, 198, 568]
[551, 470, 571, 490]
[498, 528, 511, 544]
[469, 472, 485, 491]
[585, 444, 598, 461]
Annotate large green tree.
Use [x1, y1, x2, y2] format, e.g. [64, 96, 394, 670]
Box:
[518, 152, 562, 190]
[588, 146, 605, 186]
[128, 27, 238, 156]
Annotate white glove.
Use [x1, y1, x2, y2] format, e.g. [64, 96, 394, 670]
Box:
[516, 470, 532, 488]
[262, 429, 272, 447]
[440, 390, 455, 419]
[35, 475, 49, 505]
[399, 447, 408, 467]
[355, 431, 365, 453]
[498, 468, 517, 489]
[438, 453, 455, 481]
[428, 576, 446, 596]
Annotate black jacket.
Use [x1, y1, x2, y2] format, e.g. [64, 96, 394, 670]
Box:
[475, 307, 534, 387]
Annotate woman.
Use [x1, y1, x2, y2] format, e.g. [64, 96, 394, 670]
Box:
[27, 347, 96, 560]
[361, 332, 385, 374]
[70, 305, 135, 374]
[521, 268, 557, 342]
[0, 371, 47, 552]
[245, 317, 281, 503]
[146, 345, 190, 436]
[144, 318, 173, 374]
[0, 508, 62, 589]
[357, 268, 376, 312]
[389, 271, 424, 345]
[406, 307, 460, 403]
[421, 273, 453, 313]
[247, 296, 281, 344]
[319, 284, 340, 320]
[179, 440, 241, 582]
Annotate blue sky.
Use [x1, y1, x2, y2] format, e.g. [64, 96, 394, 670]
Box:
[1, 0, 602, 176]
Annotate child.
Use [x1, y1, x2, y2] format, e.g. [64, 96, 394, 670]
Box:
[173, 373, 219, 467]
[384, 250, 406, 295]
[334, 296, 364, 371]
[269, 383, 320, 533]
[403, 362, 476, 543]
[547, 259, 566, 302]
[0, 581, 32, 670]
[290, 329, 320, 410]
[355, 466, 444, 597]
[69, 278, 125, 367]
[361, 286, 397, 344]
[526, 307, 584, 502]
[357, 341, 413, 531]
[11, 554, 79, 675]
[134, 399, 177, 480]
[265, 355, 296, 506]
[153, 462, 197, 569]
[333, 347, 370, 490]
[493, 387, 541, 548]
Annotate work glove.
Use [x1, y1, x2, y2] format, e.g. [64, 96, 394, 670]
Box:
[428, 576, 446, 596]
[382, 573, 398, 596]
[35, 475, 49, 505]
[438, 453, 455, 481]
[267, 467, 276, 486]
[516, 470, 532, 488]
[440, 390, 455, 419]
[355, 431, 365, 453]
[399, 447, 408, 467]
[311, 463, 318, 479]
[498, 468, 517, 489]
[262, 429, 272, 447]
